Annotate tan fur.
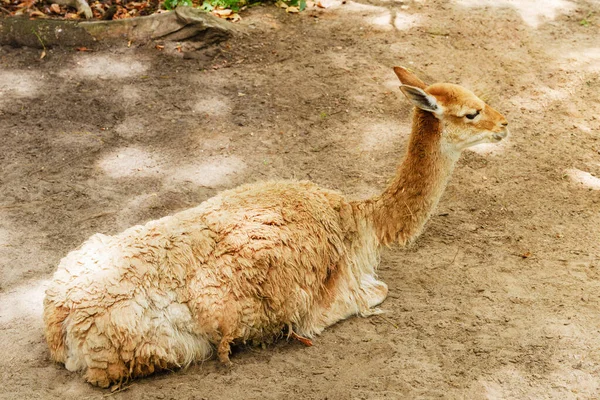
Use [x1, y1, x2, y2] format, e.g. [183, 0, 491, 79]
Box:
[43, 67, 508, 388]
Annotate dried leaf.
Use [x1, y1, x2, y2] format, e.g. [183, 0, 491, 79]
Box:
[228, 13, 241, 22]
[16, 0, 35, 8]
[317, 0, 332, 8]
[40, 49, 46, 59]
[49, 3, 60, 13]
[213, 8, 232, 17]
[29, 9, 46, 17]
[155, 44, 164, 50]
[76, 47, 92, 52]
[286, 6, 299, 12]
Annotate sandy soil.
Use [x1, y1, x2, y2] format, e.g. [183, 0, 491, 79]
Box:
[1, 0, 600, 398]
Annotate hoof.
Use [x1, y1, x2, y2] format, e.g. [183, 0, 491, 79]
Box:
[85, 368, 111, 388]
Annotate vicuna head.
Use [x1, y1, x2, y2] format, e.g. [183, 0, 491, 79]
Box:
[394, 66, 509, 153]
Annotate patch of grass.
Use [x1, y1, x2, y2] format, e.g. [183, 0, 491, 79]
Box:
[165, 0, 304, 14]
[579, 11, 594, 26]
[164, 0, 193, 10]
[200, 0, 248, 12]
[285, 0, 306, 11]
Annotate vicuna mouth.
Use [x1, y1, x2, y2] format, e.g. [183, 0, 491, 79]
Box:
[492, 129, 509, 142]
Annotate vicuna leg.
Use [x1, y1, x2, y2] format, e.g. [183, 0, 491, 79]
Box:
[301, 271, 389, 336]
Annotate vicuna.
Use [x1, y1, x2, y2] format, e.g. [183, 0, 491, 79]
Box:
[44, 67, 508, 387]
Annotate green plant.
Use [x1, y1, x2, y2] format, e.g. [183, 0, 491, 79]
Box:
[580, 11, 594, 26]
[286, 0, 306, 11]
[163, 0, 193, 10]
[31, 28, 47, 59]
[170, 0, 305, 14]
[206, 0, 248, 12]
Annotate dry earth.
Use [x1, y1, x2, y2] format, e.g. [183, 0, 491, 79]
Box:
[1, 0, 600, 398]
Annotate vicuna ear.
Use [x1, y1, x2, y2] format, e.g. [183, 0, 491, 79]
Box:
[400, 85, 441, 114]
[393, 66, 428, 89]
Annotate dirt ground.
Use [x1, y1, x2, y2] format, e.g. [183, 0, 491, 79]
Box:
[1, 0, 600, 398]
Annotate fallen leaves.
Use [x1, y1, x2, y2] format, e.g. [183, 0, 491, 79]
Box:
[2, 0, 315, 23]
[3, 0, 159, 20]
[210, 7, 241, 21]
[29, 9, 45, 16]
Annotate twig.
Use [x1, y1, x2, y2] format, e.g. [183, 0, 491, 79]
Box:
[103, 383, 135, 397]
[75, 211, 116, 224]
[31, 28, 46, 51]
[376, 315, 399, 329]
[448, 247, 460, 266]
[31, 28, 47, 59]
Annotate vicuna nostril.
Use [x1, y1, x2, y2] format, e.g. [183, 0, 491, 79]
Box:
[501, 121, 508, 126]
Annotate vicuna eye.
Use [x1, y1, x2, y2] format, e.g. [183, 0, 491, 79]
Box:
[465, 111, 480, 120]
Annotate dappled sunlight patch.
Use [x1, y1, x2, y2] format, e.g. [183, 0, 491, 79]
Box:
[325, 50, 353, 71]
[368, 11, 393, 31]
[121, 192, 160, 212]
[0, 280, 48, 324]
[340, 1, 384, 13]
[382, 77, 408, 95]
[572, 121, 593, 134]
[67, 54, 148, 79]
[455, 0, 574, 28]
[477, 367, 550, 398]
[193, 97, 232, 118]
[98, 147, 162, 178]
[508, 94, 541, 111]
[0, 71, 39, 99]
[561, 47, 600, 72]
[394, 12, 421, 30]
[361, 120, 406, 151]
[116, 192, 162, 225]
[115, 117, 152, 140]
[566, 168, 600, 190]
[0, 226, 10, 247]
[321, 0, 420, 31]
[167, 156, 246, 187]
[97, 146, 244, 188]
[200, 135, 232, 151]
[509, 85, 568, 112]
[549, 368, 600, 396]
[121, 85, 143, 102]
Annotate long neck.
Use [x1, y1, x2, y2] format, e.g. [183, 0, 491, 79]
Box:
[358, 109, 460, 246]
